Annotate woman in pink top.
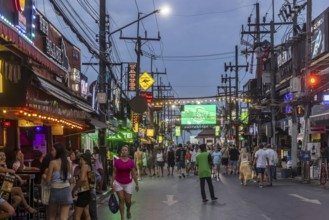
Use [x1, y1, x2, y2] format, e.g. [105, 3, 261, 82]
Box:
[111, 145, 139, 220]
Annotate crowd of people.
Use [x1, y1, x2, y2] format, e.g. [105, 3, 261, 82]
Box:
[0, 144, 105, 220]
[129, 143, 279, 197]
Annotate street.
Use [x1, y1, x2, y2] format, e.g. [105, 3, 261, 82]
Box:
[96, 172, 329, 220]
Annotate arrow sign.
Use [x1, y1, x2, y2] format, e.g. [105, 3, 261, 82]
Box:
[289, 194, 322, 205]
[162, 195, 178, 206]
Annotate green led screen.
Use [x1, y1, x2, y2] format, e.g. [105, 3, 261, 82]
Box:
[181, 105, 217, 125]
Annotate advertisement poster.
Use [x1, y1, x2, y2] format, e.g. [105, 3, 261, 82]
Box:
[181, 105, 217, 125]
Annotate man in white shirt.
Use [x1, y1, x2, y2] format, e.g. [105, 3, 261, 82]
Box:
[265, 144, 278, 186]
[253, 144, 269, 188]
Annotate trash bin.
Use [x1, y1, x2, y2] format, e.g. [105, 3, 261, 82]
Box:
[281, 168, 292, 178]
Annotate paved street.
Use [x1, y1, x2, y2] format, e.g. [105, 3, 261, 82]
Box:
[96, 172, 329, 220]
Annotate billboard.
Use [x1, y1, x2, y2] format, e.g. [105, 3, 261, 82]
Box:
[181, 105, 216, 125]
[311, 7, 329, 59]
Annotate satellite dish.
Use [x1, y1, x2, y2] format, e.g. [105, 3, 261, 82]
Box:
[129, 95, 148, 113]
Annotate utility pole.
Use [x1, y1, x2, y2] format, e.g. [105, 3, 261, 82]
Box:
[120, 14, 161, 95]
[220, 73, 235, 141]
[302, 0, 312, 182]
[98, 0, 108, 191]
[224, 46, 248, 147]
[241, 2, 293, 147]
[291, 0, 299, 174]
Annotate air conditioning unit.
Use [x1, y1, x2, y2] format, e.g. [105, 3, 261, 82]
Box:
[290, 77, 301, 93]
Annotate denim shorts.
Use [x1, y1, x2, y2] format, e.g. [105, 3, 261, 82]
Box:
[256, 167, 266, 174]
[266, 166, 276, 177]
[49, 187, 73, 205]
[177, 161, 185, 169]
[0, 198, 5, 204]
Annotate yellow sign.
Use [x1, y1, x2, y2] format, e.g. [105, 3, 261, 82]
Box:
[146, 129, 154, 137]
[139, 72, 155, 91]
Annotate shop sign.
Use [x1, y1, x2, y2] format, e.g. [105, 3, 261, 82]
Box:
[70, 68, 81, 83]
[310, 126, 326, 134]
[18, 119, 42, 127]
[51, 125, 63, 135]
[140, 92, 153, 103]
[127, 63, 137, 91]
[132, 113, 139, 133]
[146, 129, 154, 137]
[38, 14, 49, 36]
[311, 12, 327, 59]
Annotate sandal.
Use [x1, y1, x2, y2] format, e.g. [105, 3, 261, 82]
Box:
[27, 206, 37, 214]
[127, 211, 131, 219]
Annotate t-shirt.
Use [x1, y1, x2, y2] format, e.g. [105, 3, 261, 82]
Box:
[266, 148, 278, 166]
[229, 148, 240, 160]
[114, 158, 135, 184]
[156, 152, 164, 162]
[220, 147, 229, 158]
[212, 151, 222, 165]
[196, 152, 211, 178]
[176, 148, 186, 162]
[191, 151, 197, 162]
[255, 149, 268, 168]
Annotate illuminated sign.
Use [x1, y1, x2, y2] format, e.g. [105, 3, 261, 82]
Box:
[181, 105, 217, 125]
[139, 72, 155, 91]
[323, 93, 329, 105]
[70, 68, 81, 83]
[81, 79, 88, 98]
[215, 126, 220, 136]
[132, 113, 139, 133]
[127, 63, 137, 91]
[311, 13, 326, 59]
[140, 92, 153, 103]
[146, 129, 154, 137]
[175, 126, 181, 137]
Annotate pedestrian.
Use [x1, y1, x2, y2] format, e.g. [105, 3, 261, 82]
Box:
[185, 146, 192, 176]
[238, 148, 252, 186]
[46, 143, 73, 220]
[156, 148, 165, 177]
[72, 153, 93, 220]
[134, 147, 143, 180]
[112, 145, 139, 220]
[92, 147, 104, 194]
[190, 147, 197, 176]
[142, 148, 148, 176]
[212, 146, 221, 181]
[176, 144, 186, 179]
[220, 145, 230, 175]
[229, 145, 240, 175]
[167, 147, 175, 176]
[196, 144, 217, 202]
[265, 144, 278, 186]
[253, 144, 269, 188]
[147, 148, 155, 177]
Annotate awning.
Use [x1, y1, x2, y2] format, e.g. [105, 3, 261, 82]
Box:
[89, 118, 108, 129]
[36, 76, 94, 113]
[310, 105, 329, 123]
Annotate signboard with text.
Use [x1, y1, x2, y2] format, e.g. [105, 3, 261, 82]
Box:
[127, 63, 137, 92]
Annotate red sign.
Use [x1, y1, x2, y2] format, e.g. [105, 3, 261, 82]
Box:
[127, 63, 137, 92]
[140, 92, 153, 103]
[310, 126, 326, 134]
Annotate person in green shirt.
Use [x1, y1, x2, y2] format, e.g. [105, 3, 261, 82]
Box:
[196, 144, 217, 202]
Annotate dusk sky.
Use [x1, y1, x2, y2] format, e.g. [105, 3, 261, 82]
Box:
[36, 0, 327, 99]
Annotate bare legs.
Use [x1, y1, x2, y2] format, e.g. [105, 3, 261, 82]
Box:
[0, 201, 15, 220]
[48, 204, 71, 220]
[117, 190, 133, 220]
